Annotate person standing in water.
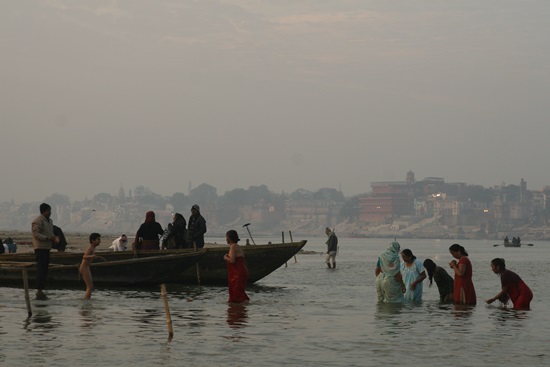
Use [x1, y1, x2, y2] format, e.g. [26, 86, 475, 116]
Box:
[80, 233, 106, 300]
[324, 227, 338, 269]
[449, 243, 476, 305]
[223, 229, 249, 304]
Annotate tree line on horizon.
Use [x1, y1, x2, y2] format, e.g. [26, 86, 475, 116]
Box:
[1, 181, 537, 227]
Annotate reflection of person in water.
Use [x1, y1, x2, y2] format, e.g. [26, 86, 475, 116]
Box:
[226, 303, 248, 329]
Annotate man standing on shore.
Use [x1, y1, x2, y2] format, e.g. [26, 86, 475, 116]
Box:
[325, 227, 338, 269]
[31, 203, 60, 299]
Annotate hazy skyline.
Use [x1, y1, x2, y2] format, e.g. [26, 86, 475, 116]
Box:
[2, 1, 549, 203]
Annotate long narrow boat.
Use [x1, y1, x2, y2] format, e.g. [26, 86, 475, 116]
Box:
[0, 240, 307, 286]
[0, 251, 205, 287]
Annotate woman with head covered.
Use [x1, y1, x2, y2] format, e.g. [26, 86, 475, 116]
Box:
[133, 211, 164, 250]
[375, 241, 406, 303]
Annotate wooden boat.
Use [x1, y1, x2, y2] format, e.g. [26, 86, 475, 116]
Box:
[0, 251, 205, 287]
[494, 242, 533, 247]
[0, 240, 307, 286]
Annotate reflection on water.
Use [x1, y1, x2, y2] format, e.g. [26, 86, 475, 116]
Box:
[224, 303, 248, 342]
[226, 303, 248, 329]
[79, 302, 96, 329]
[375, 302, 403, 317]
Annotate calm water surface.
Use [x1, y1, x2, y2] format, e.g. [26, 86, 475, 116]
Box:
[1, 237, 549, 366]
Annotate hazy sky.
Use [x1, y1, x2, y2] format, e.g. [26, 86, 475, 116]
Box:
[2, 1, 549, 203]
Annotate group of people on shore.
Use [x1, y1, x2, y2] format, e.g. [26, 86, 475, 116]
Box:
[29, 202, 249, 303]
[375, 241, 533, 310]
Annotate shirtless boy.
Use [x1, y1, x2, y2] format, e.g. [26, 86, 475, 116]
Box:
[80, 233, 105, 299]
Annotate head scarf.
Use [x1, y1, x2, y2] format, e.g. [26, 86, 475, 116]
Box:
[379, 241, 401, 276]
[145, 211, 155, 223]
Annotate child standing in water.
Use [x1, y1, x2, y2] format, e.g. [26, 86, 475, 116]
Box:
[80, 233, 105, 299]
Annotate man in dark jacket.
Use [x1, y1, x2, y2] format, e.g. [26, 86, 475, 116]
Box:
[53, 225, 68, 252]
[325, 227, 338, 269]
[188, 204, 207, 249]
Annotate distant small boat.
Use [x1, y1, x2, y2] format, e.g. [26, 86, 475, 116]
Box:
[494, 242, 533, 247]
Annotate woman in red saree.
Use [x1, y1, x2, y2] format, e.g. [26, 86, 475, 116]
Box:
[486, 258, 533, 310]
[223, 230, 250, 304]
[449, 244, 476, 305]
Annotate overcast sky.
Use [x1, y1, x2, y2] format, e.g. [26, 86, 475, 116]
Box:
[2, 1, 549, 203]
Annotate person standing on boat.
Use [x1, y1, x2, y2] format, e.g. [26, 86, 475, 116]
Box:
[223, 229, 250, 304]
[324, 227, 338, 268]
[161, 213, 188, 249]
[53, 225, 67, 252]
[31, 203, 60, 300]
[188, 204, 207, 249]
[133, 211, 164, 250]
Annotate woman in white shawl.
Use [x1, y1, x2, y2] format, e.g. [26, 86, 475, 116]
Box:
[375, 241, 406, 303]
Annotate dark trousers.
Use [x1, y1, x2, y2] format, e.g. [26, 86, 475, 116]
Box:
[34, 249, 51, 290]
[193, 238, 205, 249]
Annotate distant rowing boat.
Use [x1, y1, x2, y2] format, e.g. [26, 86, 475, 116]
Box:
[493, 242, 533, 247]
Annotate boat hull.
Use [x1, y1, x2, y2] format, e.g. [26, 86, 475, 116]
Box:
[0, 252, 204, 287]
[0, 241, 307, 286]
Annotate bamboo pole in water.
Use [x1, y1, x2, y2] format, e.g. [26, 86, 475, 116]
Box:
[160, 284, 174, 339]
[22, 269, 32, 317]
[283, 231, 288, 267]
[289, 231, 297, 263]
[193, 241, 201, 285]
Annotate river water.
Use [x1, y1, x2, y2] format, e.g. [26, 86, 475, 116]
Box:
[1, 237, 548, 366]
